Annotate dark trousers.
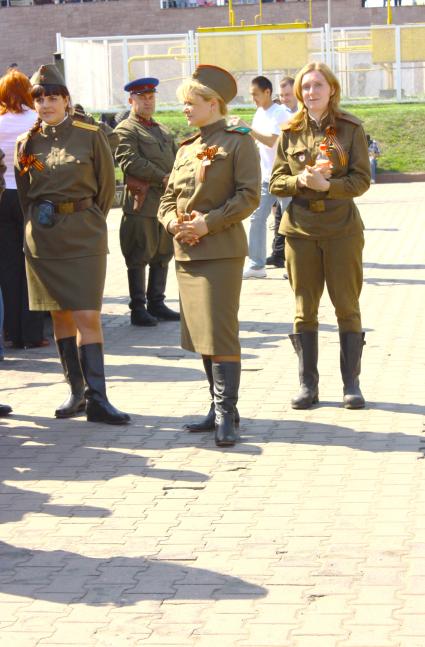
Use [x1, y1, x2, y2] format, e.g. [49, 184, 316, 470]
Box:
[271, 201, 285, 262]
[0, 190, 45, 346]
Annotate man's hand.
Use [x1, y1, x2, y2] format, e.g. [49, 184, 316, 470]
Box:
[228, 116, 250, 130]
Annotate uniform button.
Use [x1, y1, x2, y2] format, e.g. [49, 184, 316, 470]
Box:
[54, 137, 58, 141]
[76, 160, 81, 164]
[52, 127, 56, 133]
[52, 165, 56, 169]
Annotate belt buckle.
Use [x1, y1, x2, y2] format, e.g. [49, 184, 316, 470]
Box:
[58, 202, 74, 215]
[310, 200, 325, 213]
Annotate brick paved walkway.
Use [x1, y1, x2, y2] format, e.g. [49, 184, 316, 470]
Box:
[1, 183, 424, 647]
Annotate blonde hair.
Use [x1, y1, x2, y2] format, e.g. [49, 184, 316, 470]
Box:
[290, 61, 341, 132]
[177, 78, 227, 116]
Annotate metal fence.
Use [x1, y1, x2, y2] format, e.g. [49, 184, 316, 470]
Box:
[58, 23, 425, 111]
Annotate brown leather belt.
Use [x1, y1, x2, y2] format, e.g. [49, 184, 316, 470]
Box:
[292, 196, 345, 214]
[54, 197, 94, 215]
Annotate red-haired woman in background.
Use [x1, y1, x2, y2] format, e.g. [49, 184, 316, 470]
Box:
[0, 67, 47, 349]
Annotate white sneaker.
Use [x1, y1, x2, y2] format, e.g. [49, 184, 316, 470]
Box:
[243, 267, 267, 279]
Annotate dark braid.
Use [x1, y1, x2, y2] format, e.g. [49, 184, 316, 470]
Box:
[18, 116, 42, 165]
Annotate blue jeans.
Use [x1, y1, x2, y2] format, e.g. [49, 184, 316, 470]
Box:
[247, 182, 290, 270]
[370, 157, 377, 182]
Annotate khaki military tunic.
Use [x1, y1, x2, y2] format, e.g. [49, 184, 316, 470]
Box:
[114, 112, 177, 268]
[269, 111, 371, 333]
[14, 116, 115, 311]
[159, 118, 260, 355]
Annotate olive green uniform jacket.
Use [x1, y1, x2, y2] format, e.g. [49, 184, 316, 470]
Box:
[14, 117, 115, 310]
[158, 119, 261, 355]
[114, 112, 177, 265]
[158, 119, 261, 261]
[114, 112, 177, 219]
[269, 111, 371, 239]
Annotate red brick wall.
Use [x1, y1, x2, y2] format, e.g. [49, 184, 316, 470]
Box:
[1, 0, 424, 75]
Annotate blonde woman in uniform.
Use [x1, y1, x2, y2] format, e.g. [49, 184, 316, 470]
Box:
[15, 64, 129, 425]
[159, 65, 260, 447]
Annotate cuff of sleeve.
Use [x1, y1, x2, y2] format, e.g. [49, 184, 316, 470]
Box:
[161, 212, 176, 233]
[271, 175, 299, 197]
[204, 210, 223, 234]
[326, 178, 345, 199]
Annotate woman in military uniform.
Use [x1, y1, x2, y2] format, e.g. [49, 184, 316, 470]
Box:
[269, 61, 370, 410]
[14, 64, 129, 425]
[159, 65, 260, 447]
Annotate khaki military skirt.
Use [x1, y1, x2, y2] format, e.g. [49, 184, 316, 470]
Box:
[176, 257, 244, 356]
[25, 254, 107, 311]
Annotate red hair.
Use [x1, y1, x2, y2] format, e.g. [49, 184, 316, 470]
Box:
[0, 69, 34, 115]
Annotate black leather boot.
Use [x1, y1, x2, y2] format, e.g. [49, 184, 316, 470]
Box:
[147, 264, 180, 321]
[212, 361, 240, 447]
[289, 332, 319, 409]
[128, 268, 158, 327]
[55, 336, 86, 418]
[79, 343, 131, 425]
[340, 332, 366, 409]
[185, 358, 240, 432]
[0, 404, 12, 417]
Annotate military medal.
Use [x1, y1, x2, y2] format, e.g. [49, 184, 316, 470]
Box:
[299, 154, 306, 163]
[196, 145, 218, 182]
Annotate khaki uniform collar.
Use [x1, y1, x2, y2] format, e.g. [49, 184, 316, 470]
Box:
[307, 111, 330, 130]
[200, 118, 226, 138]
[41, 115, 71, 136]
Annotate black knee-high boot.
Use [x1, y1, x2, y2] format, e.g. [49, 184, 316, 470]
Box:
[0, 404, 12, 417]
[212, 361, 240, 447]
[146, 264, 180, 321]
[340, 332, 366, 409]
[289, 332, 319, 409]
[55, 336, 86, 418]
[78, 343, 130, 425]
[185, 358, 240, 432]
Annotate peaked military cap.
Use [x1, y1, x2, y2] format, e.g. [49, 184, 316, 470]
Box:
[192, 65, 237, 104]
[124, 77, 159, 94]
[31, 64, 66, 87]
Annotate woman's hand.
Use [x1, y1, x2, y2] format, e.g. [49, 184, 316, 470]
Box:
[298, 165, 330, 192]
[169, 211, 208, 246]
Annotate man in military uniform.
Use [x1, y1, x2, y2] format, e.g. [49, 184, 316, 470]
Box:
[114, 78, 180, 326]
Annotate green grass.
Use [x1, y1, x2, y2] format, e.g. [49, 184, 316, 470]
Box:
[156, 103, 425, 174]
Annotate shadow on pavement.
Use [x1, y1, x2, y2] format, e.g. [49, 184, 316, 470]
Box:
[0, 541, 267, 605]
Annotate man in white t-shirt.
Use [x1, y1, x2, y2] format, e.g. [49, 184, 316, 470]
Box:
[230, 75, 290, 278]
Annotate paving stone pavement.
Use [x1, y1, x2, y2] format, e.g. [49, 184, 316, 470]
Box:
[0, 182, 424, 647]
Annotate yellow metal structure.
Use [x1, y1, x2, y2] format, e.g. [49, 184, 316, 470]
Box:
[197, 23, 308, 34]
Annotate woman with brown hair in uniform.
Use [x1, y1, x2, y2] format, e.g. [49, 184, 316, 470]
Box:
[269, 61, 370, 410]
[159, 65, 260, 447]
[14, 64, 129, 425]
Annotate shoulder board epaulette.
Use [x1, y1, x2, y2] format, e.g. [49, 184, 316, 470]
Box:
[16, 132, 28, 142]
[281, 122, 292, 131]
[179, 132, 201, 147]
[225, 125, 251, 135]
[72, 120, 99, 132]
[336, 111, 362, 126]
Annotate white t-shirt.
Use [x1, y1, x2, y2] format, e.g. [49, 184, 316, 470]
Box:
[252, 103, 291, 182]
[0, 107, 37, 190]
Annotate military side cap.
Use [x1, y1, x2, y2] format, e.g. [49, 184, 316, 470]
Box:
[192, 65, 237, 104]
[31, 64, 66, 87]
[124, 77, 159, 94]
